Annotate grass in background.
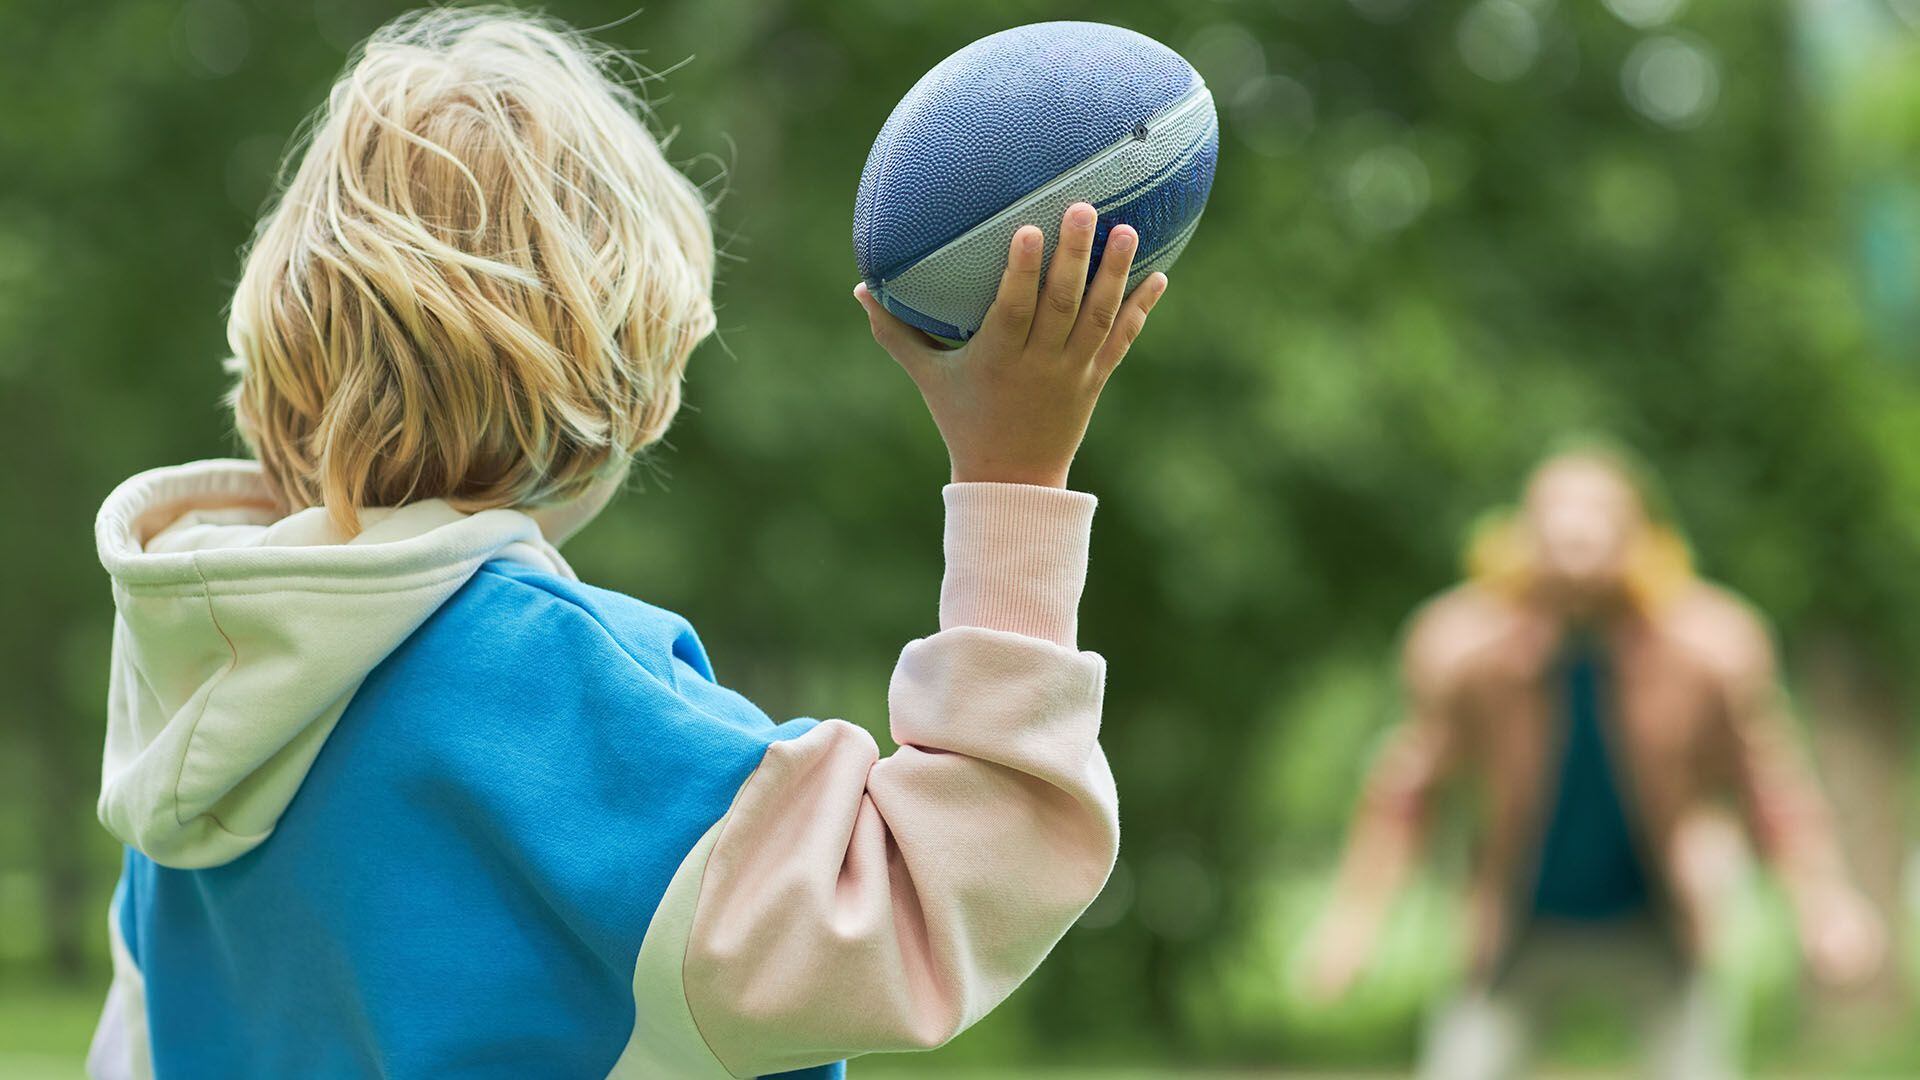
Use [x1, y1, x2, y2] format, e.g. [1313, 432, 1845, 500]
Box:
[0, 979, 106, 1080]
[6, 974, 1911, 1079]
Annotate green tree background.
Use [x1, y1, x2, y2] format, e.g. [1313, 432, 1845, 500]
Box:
[4, 0, 1919, 1073]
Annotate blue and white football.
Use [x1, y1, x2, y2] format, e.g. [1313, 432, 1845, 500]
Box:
[854, 21, 1218, 342]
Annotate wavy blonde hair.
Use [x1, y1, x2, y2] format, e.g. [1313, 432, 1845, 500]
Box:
[1466, 448, 1695, 613]
[226, 7, 715, 534]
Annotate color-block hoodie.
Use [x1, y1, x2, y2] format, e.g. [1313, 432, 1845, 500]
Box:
[87, 459, 1118, 1079]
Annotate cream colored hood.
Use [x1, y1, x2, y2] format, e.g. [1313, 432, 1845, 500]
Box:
[94, 459, 578, 869]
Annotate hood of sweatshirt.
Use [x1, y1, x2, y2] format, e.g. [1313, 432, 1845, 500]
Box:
[95, 459, 583, 869]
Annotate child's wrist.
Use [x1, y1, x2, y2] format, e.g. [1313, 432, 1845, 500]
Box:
[949, 459, 1071, 489]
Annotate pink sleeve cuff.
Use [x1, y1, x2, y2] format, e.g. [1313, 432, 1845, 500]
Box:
[939, 483, 1096, 648]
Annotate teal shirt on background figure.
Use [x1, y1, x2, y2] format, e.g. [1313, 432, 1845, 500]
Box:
[1528, 638, 1652, 923]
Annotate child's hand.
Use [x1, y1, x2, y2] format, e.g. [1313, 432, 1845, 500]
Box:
[856, 202, 1168, 489]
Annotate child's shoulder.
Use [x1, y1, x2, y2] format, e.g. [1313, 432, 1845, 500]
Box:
[460, 559, 718, 687]
[327, 556, 822, 847]
[355, 558, 811, 760]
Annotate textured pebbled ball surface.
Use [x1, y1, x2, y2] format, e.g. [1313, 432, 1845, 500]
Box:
[855, 21, 1218, 341]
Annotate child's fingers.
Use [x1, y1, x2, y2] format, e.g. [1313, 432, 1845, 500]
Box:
[1065, 224, 1137, 363]
[1091, 272, 1167, 376]
[974, 225, 1045, 353]
[1030, 202, 1098, 349]
[855, 283, 939, 373]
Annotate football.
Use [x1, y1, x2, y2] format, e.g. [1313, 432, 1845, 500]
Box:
[854, 21, 1218, 342]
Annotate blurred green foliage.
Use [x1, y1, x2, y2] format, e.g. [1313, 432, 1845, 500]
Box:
[4, 0, 1920, 1072]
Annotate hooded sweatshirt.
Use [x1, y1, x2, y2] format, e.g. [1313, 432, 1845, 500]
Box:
[87, 459, 1118, 1080]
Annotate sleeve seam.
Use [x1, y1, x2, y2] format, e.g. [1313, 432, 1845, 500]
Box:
[677, 742, 781, 1080]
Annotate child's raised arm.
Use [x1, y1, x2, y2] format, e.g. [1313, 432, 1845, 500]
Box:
[623, 205, 1163, 1076]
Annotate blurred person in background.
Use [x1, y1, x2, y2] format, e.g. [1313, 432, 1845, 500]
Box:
[1303, 447, 1886, 1079]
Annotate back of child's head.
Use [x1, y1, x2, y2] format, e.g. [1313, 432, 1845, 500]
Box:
[227, 7, 714, 533]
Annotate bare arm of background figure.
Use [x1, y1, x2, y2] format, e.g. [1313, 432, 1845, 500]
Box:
[1691, 595, 1885, 986]
[1302, 600, 1468, 1001]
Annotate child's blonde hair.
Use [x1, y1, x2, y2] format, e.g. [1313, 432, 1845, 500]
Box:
[227, 7, 715, 533]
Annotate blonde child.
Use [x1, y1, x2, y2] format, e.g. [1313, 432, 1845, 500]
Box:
[88, 9, 1165, 1078]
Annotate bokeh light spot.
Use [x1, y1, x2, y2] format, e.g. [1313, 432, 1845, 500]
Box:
[1344, 144, 1432, 234]
[1234, 74, 1316, 157]
[1622, 34, 1719, 130]
[1457, 0, 1542, 84]
[1602, 0, 1687, 30]
[1590, 155, 1679, 251]
[175, 0, 251, 77]
[1186, 22, 1267, 107]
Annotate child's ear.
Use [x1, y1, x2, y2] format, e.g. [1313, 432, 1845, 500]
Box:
[526, 460, 631, 547]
